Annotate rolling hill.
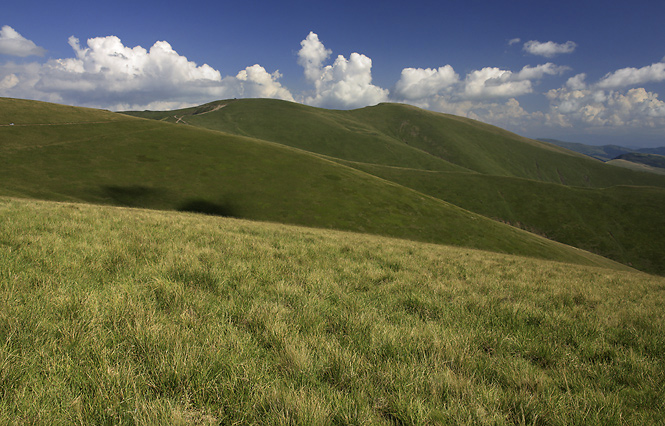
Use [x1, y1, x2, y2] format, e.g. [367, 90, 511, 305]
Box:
[0, 97, 617, 269]
[127, 99, 665, 188]
[124, 98, 665, 274]
[613, 152, 665, 169]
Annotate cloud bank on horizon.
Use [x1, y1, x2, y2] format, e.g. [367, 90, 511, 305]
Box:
[1, 26, 665, 144]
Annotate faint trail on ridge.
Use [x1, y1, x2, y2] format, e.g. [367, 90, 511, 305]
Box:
[0, 121, 118, 127]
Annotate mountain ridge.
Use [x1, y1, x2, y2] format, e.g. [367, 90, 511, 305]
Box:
[539, 138, 665, 162]
[125, 98, 665, 188]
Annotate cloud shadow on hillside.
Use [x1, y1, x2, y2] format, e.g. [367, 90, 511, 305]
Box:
[101, 185, 167, 207]
[177, 199, 239, 217]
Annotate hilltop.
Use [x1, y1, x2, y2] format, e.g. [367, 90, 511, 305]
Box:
[126, 99, 665, 188]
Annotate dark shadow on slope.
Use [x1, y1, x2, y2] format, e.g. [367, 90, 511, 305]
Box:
[102, 185, 167, 207]
[178, 199, 239, 217]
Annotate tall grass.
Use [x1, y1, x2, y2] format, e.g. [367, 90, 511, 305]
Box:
[1, 198, 663, 424]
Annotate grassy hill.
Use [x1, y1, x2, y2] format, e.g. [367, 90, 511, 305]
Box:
[126, 99, 665, 188]
[606, 158, 665, 175]
[614, 153, 665, 169]
[124, 98, 665, 274]
[3, 97, 665, 423]
[335, 163, 665, 274]
[1, 197, 663, 424]
[0, 97, 613, 268]
[126, 99, 469, 173]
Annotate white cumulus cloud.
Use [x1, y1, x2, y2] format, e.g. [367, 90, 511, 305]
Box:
[0, 34, 293, 110]
[542, 58, 665, 133]
[545, 86, 665, 128]
[0, 73, 19, 90]
[516, 63, 570, 80]
[464, 63, 566, 99]
[393, 66, 459, 101]
[234, 64, 294, 100]
[297, 32, 332, 83]
[463, 63, 567, 100]
[388, 60, 568, 132]
[0, 26, 46, 57]
[297, 32, 388, 109]
[596, 62, 665, 89]
[523, 40, 577, 58]
[464, 67, 533, 99]
[566, 73, 588, 90]
[392, 62, 566, 106]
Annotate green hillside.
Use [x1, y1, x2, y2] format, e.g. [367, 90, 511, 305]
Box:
[125, 98, 665, 274]
[606, 158, 665, 175]
[126, 99, 665, 188]
[335, 162, 665, 274]
[127, 99, 469, 173]
[0, 97, 614, 268]
[614, 153, 665, 169]
[1, 198, 663, 424]
[3, 97, 665, 422]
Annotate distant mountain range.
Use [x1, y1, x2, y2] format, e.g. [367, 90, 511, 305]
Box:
[539, 138, 665, 164]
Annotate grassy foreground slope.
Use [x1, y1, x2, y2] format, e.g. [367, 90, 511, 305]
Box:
[0, 97, 613, 267]
[1, 198, 663, 425]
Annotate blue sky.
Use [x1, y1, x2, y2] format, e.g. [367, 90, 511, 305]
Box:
[2, 0, 665, 147]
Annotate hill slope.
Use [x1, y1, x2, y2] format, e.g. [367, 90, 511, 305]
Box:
[614, 153, 665, 169]
[336, 162, 665, 274]
[0, 97, 615, 268]
[1, 197, 663, 424]
[125, 98, 665, 274]
[126, 99, 665, 188]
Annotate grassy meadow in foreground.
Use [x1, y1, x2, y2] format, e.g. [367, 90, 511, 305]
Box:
[1, 198, 664, 425]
